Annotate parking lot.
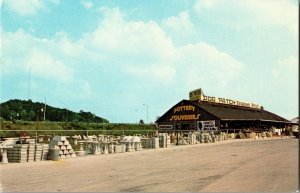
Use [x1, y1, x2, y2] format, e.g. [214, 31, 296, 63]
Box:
[0, 137, 298, 192]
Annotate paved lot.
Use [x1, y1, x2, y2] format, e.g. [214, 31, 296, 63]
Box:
[0, 137, 298, 192]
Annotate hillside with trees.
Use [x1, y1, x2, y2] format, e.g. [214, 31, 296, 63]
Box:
[0, 99, 109, 123]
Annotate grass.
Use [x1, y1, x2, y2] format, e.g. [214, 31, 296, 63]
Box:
[0, 121, 157, 138]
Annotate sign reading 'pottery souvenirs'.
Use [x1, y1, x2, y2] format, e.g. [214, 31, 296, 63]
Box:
[169, 104, 201, 121]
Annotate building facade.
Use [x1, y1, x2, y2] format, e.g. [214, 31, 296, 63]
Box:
[156, 89, 292, 133]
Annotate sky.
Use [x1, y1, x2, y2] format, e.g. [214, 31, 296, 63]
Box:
[1, 0, 298, 123]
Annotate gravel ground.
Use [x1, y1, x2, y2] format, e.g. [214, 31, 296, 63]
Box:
[0, 137, 298, 192]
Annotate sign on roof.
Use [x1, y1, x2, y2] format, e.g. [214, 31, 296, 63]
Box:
[189, 88, 261, 110]
[189, 88, 203, 101]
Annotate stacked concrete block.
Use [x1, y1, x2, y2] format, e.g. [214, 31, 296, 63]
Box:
[219, 133, 224, 140]
[6, 143, 51, 163]
[41, 144, 49, 160]
[7, 144, 28, 163]
[209, 132, 216, 143]
[199, 133, 205, 143]
[245, 132, 257, 139]
[49, 136, 76, 159]
[266, 132, 273, 138]
[218, 132, 226, 141]
[26, 139, 36, 144]
[224, 133, 229, 140]
[227, 133, 235, 139]
[204, 133, 211, 143]
[195, 133, 200, 144]
[166, 135, 171, 147]
[235, 132, 245, 139]
[187, 133, 194, 145]
[109, 143, 115, 154]
[215, 133, 220, 141]
[34, 144, 43, 161]
[27, 144, 35, 162]
[159, 133, 170, 148]
[189, 132, 199, 144]
[141, 139, 150, 148]
[151, 137, 159, 149]
[158, 133, 168, 148]
[178, 139, 188, 145]
[158, 133, 165, 148]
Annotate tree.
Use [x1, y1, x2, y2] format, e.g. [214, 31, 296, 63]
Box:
[0, 99, 108, 123]
[139, 119, 145, 124]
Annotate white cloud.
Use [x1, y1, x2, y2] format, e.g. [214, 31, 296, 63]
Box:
[81, 7, 242, 87]
[80, 0, 93, 9]
[194, 0, 215, 12]
[4, 0, 44, 15]
[2, 6, 244, 90]
[244, 0, 298, 38]
[161, 11, 199, 46]
[25, 49, 73, 82]
[177, 43, 242, 90]
[2, 29, 74, 82]
[2, 6, 245, 109]
[194, 0, 298, 38]
[3, 0, 59, 16]
[88, 7, 176, 59]
[1, 28, 94, 101]
[162, 11, 194, 32]
[80, 8, 175, 82]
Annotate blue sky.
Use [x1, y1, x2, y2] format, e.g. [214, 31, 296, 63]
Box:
[1, 0, 298, 123]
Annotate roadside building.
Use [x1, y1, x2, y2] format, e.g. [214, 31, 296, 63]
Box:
[291, 117, 299, 124]
[156, 88, 292, 134]
[290, 117, 299, 135]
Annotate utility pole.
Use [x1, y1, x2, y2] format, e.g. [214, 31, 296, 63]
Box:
[44, 97, 46, 121]
[36, 108, 43, 144]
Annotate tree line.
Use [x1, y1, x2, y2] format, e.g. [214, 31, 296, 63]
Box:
[0, 99, 109, 123]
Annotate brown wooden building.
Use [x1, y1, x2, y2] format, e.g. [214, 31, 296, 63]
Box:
[156, 99, 292, 133]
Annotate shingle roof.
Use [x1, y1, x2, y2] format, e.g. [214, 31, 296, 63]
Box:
[189, 100, 290, 123]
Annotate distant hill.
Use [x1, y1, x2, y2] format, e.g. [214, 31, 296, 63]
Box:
[0, 99, 109, 123]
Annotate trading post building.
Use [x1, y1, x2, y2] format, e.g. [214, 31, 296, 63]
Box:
[156, 88, 292, 134]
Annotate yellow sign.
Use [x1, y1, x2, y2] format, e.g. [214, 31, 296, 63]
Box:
[189, 88, 261, 109]
[173, 105, 195, 113]
[189, 88, 203, 100]
[200, 94, 261, 109]
[169, 114, 201, 121]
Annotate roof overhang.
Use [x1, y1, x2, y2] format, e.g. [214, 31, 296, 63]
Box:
[221, 119, 293, 124]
